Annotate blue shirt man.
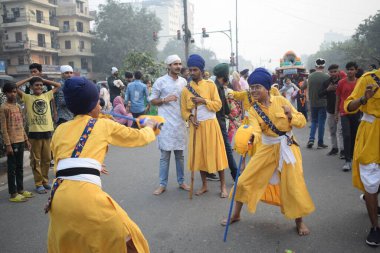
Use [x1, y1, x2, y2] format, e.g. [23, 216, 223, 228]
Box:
[125, 71, 149, 128]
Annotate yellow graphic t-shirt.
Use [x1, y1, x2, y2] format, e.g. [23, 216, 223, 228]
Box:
[22, 90, 54, 132]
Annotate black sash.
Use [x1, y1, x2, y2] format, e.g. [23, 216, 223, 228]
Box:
[371, 73, 380, 86]
[186, 84, 202, 98]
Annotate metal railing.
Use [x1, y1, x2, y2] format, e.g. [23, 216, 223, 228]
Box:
[2, 13, 59, 27]
[3, 40, 59, 51]
[60, 25, 93, 35]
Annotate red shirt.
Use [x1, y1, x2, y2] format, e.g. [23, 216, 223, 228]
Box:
[336, 77, 357, 115]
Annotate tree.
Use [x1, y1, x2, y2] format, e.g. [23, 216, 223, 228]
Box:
[92, 0, 161, 74]
[123, 52, 166, 79]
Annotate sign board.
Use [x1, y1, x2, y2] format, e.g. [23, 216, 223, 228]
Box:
[283, 68, 298, 75]
[0, 61, 6, 74]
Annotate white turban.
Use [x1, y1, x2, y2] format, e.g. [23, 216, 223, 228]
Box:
[165, 55, 181, 65]
[60, 65, 73, 73]
[111, 67, 118, 74]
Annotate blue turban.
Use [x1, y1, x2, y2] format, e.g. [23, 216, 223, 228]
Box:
[247, 68, 272, 90]
[187, 54, 205, 72]
[63, 77, 99, 115]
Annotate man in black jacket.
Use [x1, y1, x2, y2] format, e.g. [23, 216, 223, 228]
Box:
[318, 64, 344, 157]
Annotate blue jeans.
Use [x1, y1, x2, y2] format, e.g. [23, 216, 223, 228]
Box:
[219, 121, 238, 180]
[309, 106, 327, 145]
[159, 150, 185, 187]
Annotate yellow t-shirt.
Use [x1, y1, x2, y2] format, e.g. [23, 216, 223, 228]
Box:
[22, 90, 54, 132]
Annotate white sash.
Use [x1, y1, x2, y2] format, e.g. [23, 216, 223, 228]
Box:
[361, 112, 376, 123]
[262, 132, 297, 184]
[192, 104, 216, 121]
[57, 158, 102, 187]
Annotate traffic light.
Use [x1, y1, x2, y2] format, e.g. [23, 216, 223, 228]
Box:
[153, 31, 158, 41]
[177, 30, 181, 40]
[202, 28, 209, 38]
[230, 55, 235, 66]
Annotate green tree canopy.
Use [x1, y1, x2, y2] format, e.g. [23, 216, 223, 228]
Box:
[93, 0, 161, 74]
[123, 52, 166, 79]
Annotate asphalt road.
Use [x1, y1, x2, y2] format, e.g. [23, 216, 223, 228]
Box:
[0, 126, 377, 253]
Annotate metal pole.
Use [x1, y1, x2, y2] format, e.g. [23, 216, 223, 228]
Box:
[235, 0, 239, 71]
[229, 21, 234, 69]
[183, 0, 189, 61]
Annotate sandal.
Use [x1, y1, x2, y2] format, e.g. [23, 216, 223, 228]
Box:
[43, 184, 51, 190]
[9, 194, 28, 202]
[36, 186, 47, 194]
[20, 191, 34, 198]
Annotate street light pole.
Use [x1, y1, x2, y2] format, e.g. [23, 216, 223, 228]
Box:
[235, 0, 239, 71]
[183, 0, 190, 61]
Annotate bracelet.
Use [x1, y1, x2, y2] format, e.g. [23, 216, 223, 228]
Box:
[360, 96, 367, 105]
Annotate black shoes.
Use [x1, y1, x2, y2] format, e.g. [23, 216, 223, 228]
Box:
[307, 140, 314, 149]
[327, 148, 339, 156]
[339, 150, 346, 159]
[317, 143, 328, 149]
[206, 173, 220, 181]
[366, 227, 380, 247]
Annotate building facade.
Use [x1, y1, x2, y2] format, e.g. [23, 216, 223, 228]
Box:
[0, 0, 94, 78]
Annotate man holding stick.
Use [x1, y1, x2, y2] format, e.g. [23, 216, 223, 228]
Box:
[181, 54, 228, 198]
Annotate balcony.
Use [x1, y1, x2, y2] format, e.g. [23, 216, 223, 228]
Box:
[3, 40, 59, 53]
[0, 0, 58, 8]
[1, 13, 59, 31]
[56, 5, 94, 21]
[58, 48, 94, 57]
[57, 26, 95, 39]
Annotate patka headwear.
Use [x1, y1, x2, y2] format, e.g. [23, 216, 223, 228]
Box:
[165, 54, 181, 65]
[63, 77, 99, 115]
[213, 63, 229, 79]
[247, 67, 272, 90]
[187, 54, 205, 72]
[111, 67, 118, 74]
[315, 58, 326, 68]
[60, 65, 73, 73]
[240, 69, 249, 76]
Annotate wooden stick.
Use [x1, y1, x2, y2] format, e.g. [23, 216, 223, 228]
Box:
[189, 105, 198, 199]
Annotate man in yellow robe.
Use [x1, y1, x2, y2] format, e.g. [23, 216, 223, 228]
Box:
[222, 68, 315, 236]
[181, 54, 228, 198]
[345, 69, 380, 246]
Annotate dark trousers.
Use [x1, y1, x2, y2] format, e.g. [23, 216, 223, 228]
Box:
[298, 109, 308, 121]
[131, 112, 145, 128]
[56, 118, 68, 126]
[7, 142, 25, 195]
[341, 113, 360, 162]
[219, 121, 238, 180]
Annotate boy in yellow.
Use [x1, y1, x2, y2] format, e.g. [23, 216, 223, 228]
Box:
[221, 68, 315, 236]
[181, 54, 228, 197]
[16, 76, 61, 194]
[345, 69, 380, 246]
[47, 77, 158, 253]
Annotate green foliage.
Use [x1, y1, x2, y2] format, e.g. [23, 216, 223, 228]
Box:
[93, 0, 161, 73]
[123, 52, 166, 79]
[307, 10, 380, 70]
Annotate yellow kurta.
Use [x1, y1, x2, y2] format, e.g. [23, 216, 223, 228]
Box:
[344, 70, 380, 192]
[181, 79, 228, 173]
[48, 115, 156, 253]
[233, 96, 315, 219]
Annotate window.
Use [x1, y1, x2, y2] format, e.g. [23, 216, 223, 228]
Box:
[44, 56, 50, 65]
[76, 1, 84, 13]
[36, 10, 44, 23]
[37, 34, 45, 47]
[15, 32, 22, 42]
[65, 40, 71, 49]
[68, 61, 74, 68]
[79, 41, 84, 50]
[76, 22, 83, 32]
[81, 58, 88, 70]
[39, 55, 44, 64]
[18, 56, 24, 65]
[63, 21, 70, 32]
[11, 8, 20, 18]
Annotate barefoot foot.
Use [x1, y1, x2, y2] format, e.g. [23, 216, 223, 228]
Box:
[195, 187, 208, 196]
[220, 187, 228, 198]
[295, 218, 310, 236]
[221, 216, 240, 226]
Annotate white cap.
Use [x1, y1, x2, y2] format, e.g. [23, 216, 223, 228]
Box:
[165, 55, 181, 65]
[60, 65, 73, 73]
[111, 67, 118, 74]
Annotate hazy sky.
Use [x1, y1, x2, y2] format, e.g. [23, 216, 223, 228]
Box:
[90, 0, 379, 68]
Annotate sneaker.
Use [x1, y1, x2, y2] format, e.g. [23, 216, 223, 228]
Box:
[20, 191, 34, 198]
[9, 194, 27, 202]
[206, 173, 220, 181]
[43, 184, 51, 190]
[317, 143, 328, 149]
[307, 140, 314, 149]
[342, 162, 352, 172]
[36, 186, 47, 194]
[339, 150, 346, 159]
[327, 148, 339, 156]
[359, 194, 380, 216]
[366, 227, 380, 246]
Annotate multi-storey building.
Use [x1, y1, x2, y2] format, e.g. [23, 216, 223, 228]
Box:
[0, 0, 94, 78]
[0, 0, 60, 77]
[56, 0, 94, 77]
